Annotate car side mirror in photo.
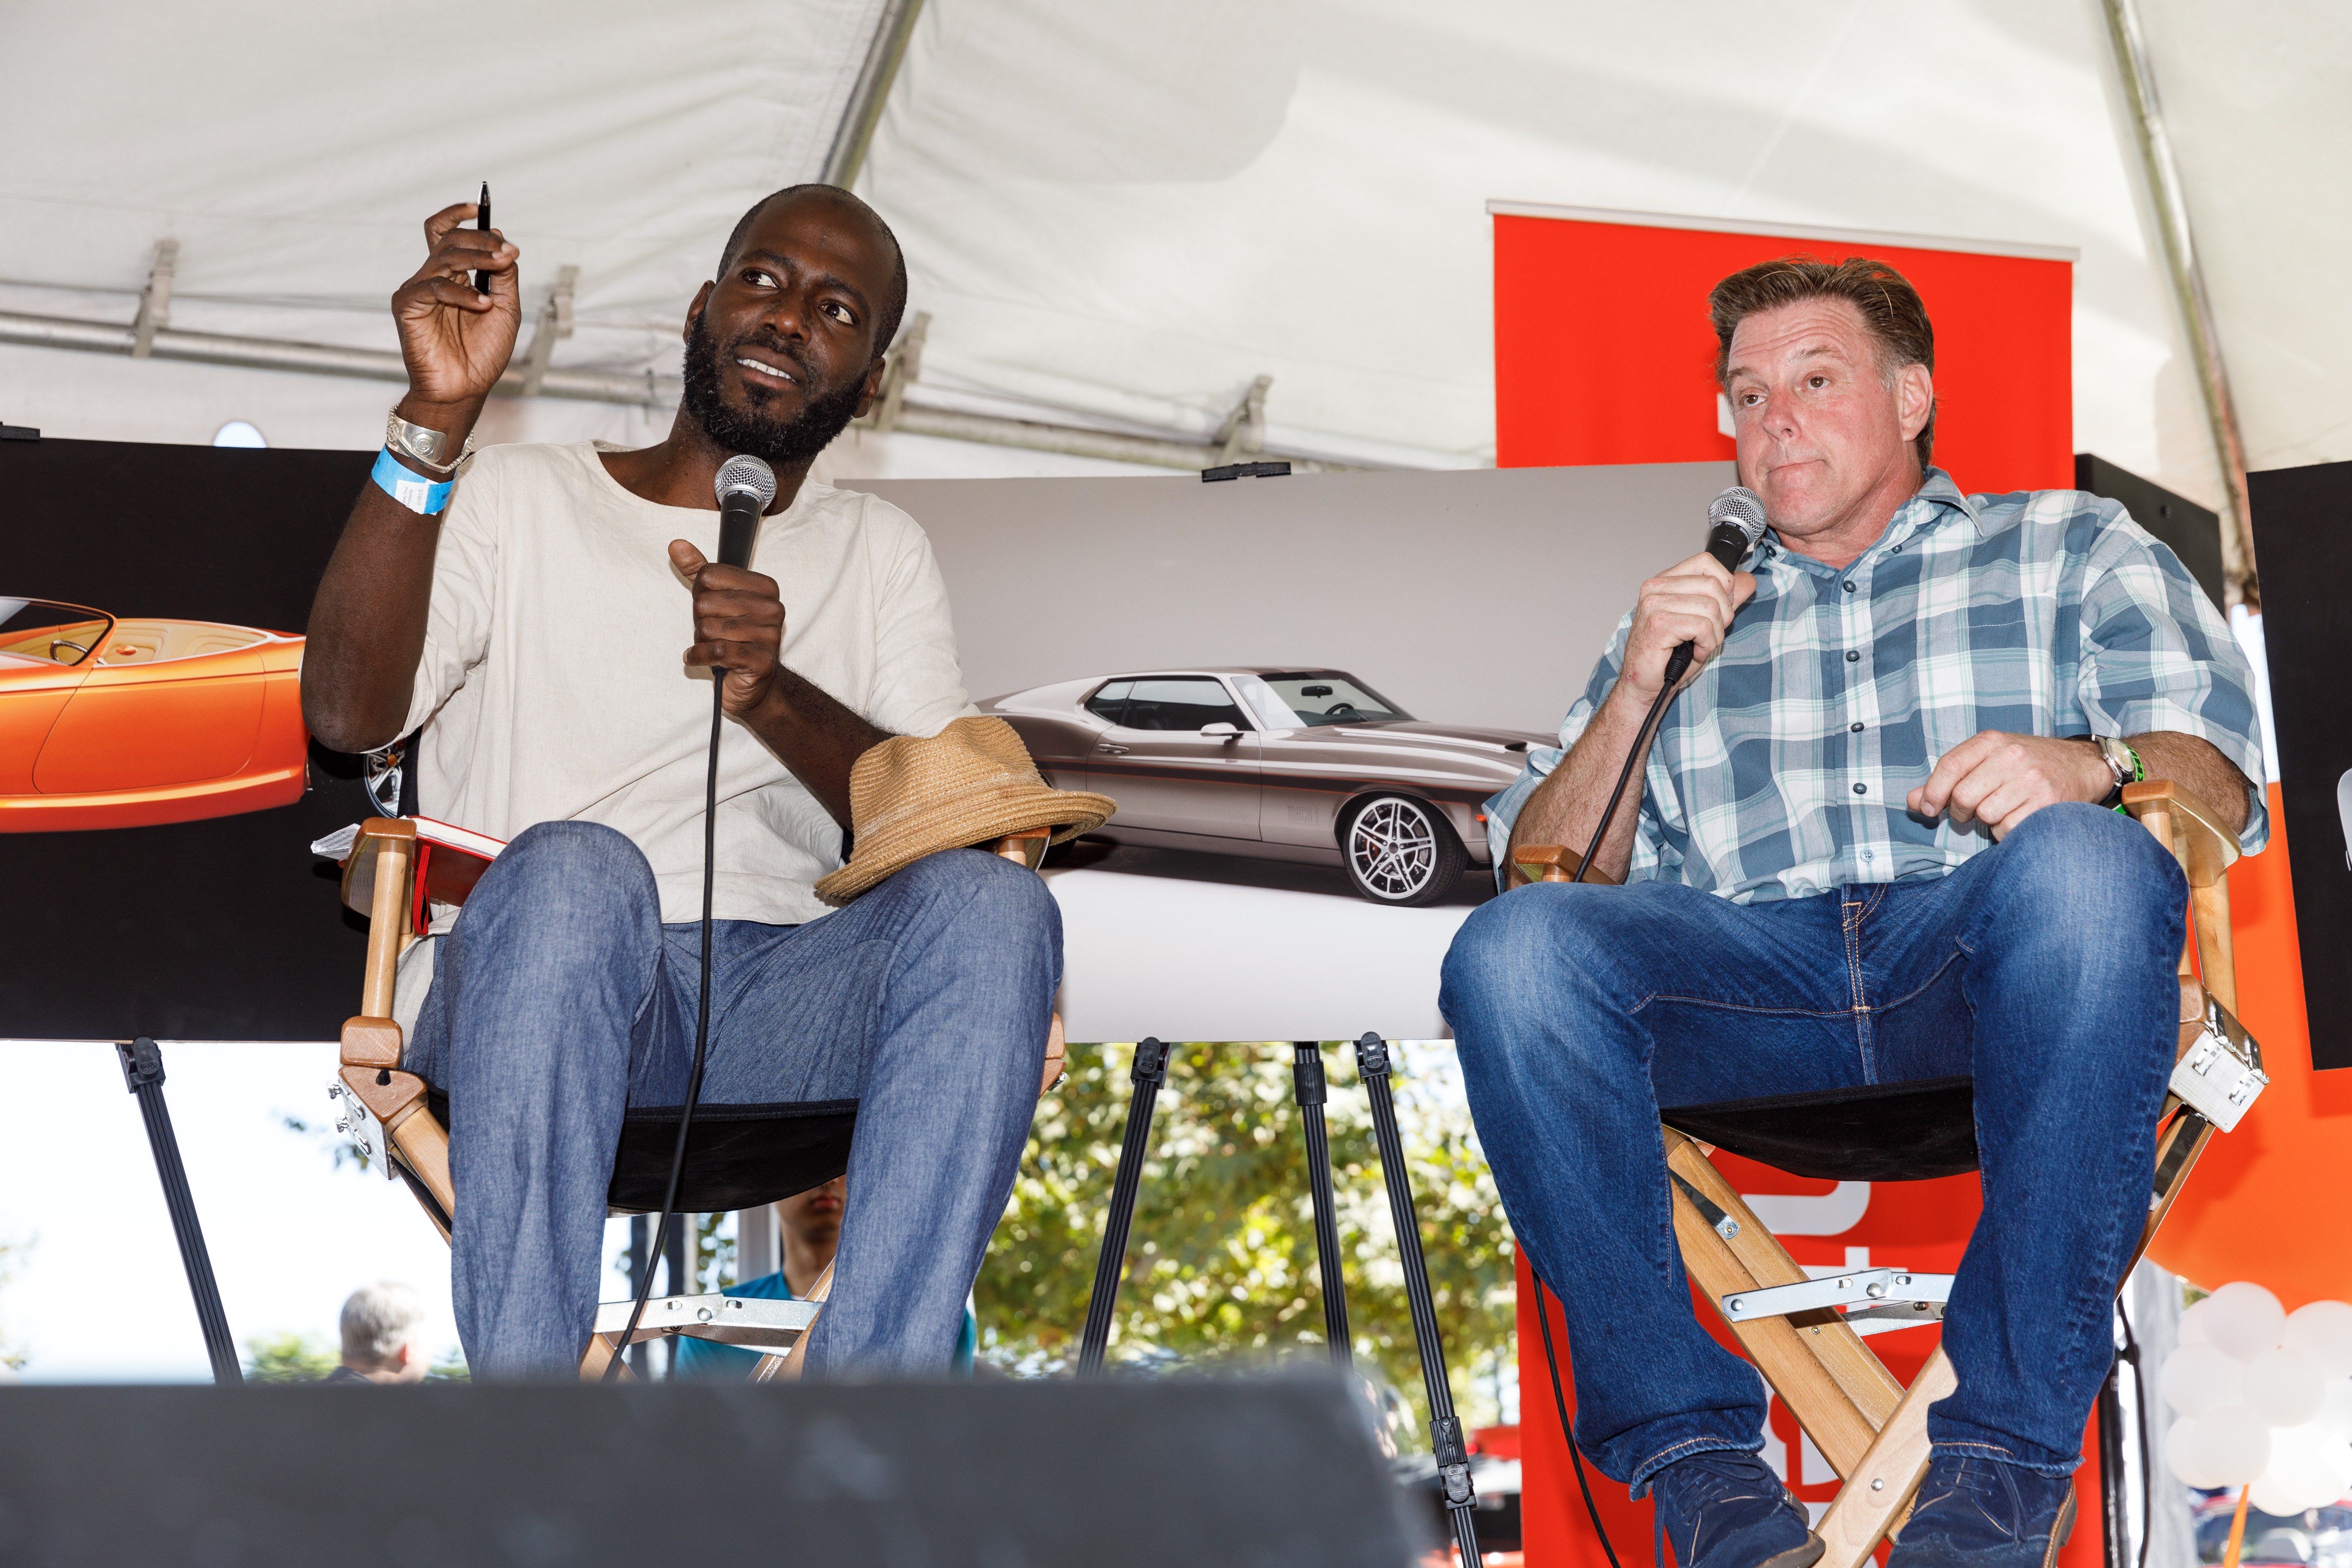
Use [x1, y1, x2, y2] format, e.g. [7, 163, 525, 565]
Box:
[1201, 722, 1242, 740]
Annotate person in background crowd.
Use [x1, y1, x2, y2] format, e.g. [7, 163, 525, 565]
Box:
[675, 1177, 978, 1378]
[323, 1281, 431, 1385]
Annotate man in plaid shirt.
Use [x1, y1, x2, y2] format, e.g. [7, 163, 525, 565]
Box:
[1444, 257, 2264, 1568]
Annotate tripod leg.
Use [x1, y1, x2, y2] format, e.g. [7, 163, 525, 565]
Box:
[118, 1038, 243, 1386]
[1291, 1041, 1352, 1367]
[1076, 1037, 1169, 1376]
[1356, 1034, 1481, 1566]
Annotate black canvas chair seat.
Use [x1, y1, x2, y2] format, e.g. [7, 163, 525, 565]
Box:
[423, 1089, 858, 1215]
[1660, 1076, 1977, 1183]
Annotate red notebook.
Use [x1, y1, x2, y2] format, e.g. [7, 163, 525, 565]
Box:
[315, 816, 507, 931]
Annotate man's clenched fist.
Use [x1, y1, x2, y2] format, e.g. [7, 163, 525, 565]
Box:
[671, 540, 785, 718]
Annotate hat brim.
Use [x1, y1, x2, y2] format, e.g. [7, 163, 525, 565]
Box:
[814, 787, 1115, 906]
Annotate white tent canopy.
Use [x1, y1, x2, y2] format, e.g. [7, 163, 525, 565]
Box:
[4, 0, 2341, 558]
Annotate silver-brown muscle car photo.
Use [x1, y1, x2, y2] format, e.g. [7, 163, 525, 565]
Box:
[985, 668, 1548, 906]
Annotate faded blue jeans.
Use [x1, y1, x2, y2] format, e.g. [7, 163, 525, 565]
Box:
[1441, 804, 2184, 1494]
[405, 820, 1060, 1380]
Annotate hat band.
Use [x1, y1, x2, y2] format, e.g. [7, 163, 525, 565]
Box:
[853, 766, 1035, 838]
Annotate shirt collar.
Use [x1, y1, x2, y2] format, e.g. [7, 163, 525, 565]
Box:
[1758, 466, 1980, 576]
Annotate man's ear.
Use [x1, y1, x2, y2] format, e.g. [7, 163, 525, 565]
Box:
[851, 352, 889, 420]
[683, 281, 715, 345]
[1897, 363, 1934, 445]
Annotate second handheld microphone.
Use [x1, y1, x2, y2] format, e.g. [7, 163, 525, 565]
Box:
[1661, 485, 1770, 687]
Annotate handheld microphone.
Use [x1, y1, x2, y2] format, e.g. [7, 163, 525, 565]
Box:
[715, 454, 776, 569]
[1661, 486, 1770, 687]
[1570, 486, 1771, 889]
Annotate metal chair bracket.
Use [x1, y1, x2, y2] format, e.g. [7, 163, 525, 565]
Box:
[1723, 1267, 1955, 1337]
[590, 1292, 820, 1351]
[2170, 994, 2265, 1131]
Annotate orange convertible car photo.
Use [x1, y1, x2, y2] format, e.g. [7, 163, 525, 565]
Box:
[0, 597, 308, 832]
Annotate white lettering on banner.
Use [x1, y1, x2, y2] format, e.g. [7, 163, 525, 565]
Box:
[1740, 1181, 1871, 1235]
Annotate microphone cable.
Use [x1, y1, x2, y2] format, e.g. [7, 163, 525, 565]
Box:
[602, 453, 777, 1382]
[1526, 485, 1772, 1542]
[1533, 1267, 1623, 1568]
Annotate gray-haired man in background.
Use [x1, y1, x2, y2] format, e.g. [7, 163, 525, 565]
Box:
[323, 1281, 430, 1385]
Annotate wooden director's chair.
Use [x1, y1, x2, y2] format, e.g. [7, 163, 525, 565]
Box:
[324, 818, 1067, 1382]
[1515, 780, 2267, 1568]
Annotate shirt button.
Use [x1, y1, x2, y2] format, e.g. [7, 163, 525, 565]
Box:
[1843, 581, 1857, 592]
[1850, 722, 1865, 732]
[1846, 650, 1861, 662]
[1891, 546, 1902, 554]
[1853, 782, 1867, 795]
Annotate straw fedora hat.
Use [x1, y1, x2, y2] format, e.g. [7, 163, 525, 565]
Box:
[814, 716, 1115, 906]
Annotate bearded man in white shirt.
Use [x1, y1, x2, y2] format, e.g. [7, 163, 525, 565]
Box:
[302, 185, 1057, 1379]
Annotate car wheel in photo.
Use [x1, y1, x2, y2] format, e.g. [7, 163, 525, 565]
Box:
[1339, 794, 1466, 907]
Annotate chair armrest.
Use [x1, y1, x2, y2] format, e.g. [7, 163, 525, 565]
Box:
[340, 818, 416, 1017]
[1511, 844, 1621, 887]
[992, 826, 1053, 871]
[2122, 780, 2239, 889]
[339, 817, 419, 915]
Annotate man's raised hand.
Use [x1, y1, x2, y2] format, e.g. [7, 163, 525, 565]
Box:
[1615, 550, 1757, 705]
[1905, 730, 2114, 840]
[670, 540, 785, 718]
[391, 203, 521, 413]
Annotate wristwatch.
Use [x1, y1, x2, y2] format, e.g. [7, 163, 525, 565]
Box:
[2088, 733, 2141, 808]
[385, 410, 476, 477]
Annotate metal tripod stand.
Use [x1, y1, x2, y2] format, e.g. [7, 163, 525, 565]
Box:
[119, 1037, 241, 1385]
[1073, 1035, 1485, 1565]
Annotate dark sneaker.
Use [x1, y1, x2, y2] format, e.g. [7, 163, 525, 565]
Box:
[1889, 1454, 2077, 1568]
[1648, 1450, 1823, 1568]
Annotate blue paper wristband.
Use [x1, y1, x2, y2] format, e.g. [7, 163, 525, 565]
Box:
[372, 446, 455, 515]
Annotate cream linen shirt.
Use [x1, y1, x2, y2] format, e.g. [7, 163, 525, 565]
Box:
[397, 441, 975, 929]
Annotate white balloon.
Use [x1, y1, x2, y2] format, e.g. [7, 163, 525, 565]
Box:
[2285, 1301, 2352, 1380]
[2254, 1425, 2352, 1512]
[2245, 1347, 2328, 1427]
[2179, 1299, 2212, 1348]
[2206, 1282, 2289, 1362]
[2168, 1417, 2228, 1488]
[2192, 1406, 2275, 1487]
[2164, 1342, 2248, 1417]
[2249, 1474, 2308, 1518]
[2322, 1379, 2352, 1440]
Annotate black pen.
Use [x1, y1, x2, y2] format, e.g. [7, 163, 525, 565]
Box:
[473, 182, 492, 294]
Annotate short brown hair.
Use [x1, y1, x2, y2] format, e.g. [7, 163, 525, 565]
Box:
[1709, 256, 1938, 471]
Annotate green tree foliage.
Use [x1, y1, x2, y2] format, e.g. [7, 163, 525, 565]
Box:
[244, 1331, 341, 1383]
[976, 1042, 1516, 1428]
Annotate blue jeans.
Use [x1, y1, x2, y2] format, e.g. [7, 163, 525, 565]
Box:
[1441, 804, 2184, 1493]
[405, 821, 1061, 1380]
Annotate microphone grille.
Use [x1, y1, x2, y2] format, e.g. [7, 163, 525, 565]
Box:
[715, 454, 778, 509]
[1708, 485, 1768, 544]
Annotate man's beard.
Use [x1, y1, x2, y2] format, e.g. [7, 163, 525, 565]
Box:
[679, 312, 867, 469]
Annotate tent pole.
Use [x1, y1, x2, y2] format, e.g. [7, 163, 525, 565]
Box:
[820, 0, 926, 190]
[2099, 0, 2257, 605]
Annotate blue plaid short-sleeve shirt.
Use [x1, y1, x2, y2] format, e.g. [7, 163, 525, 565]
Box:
[1485, 470, 2267, 903]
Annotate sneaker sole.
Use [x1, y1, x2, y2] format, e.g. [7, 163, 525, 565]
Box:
[1761, 1532, 1827, 1568]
